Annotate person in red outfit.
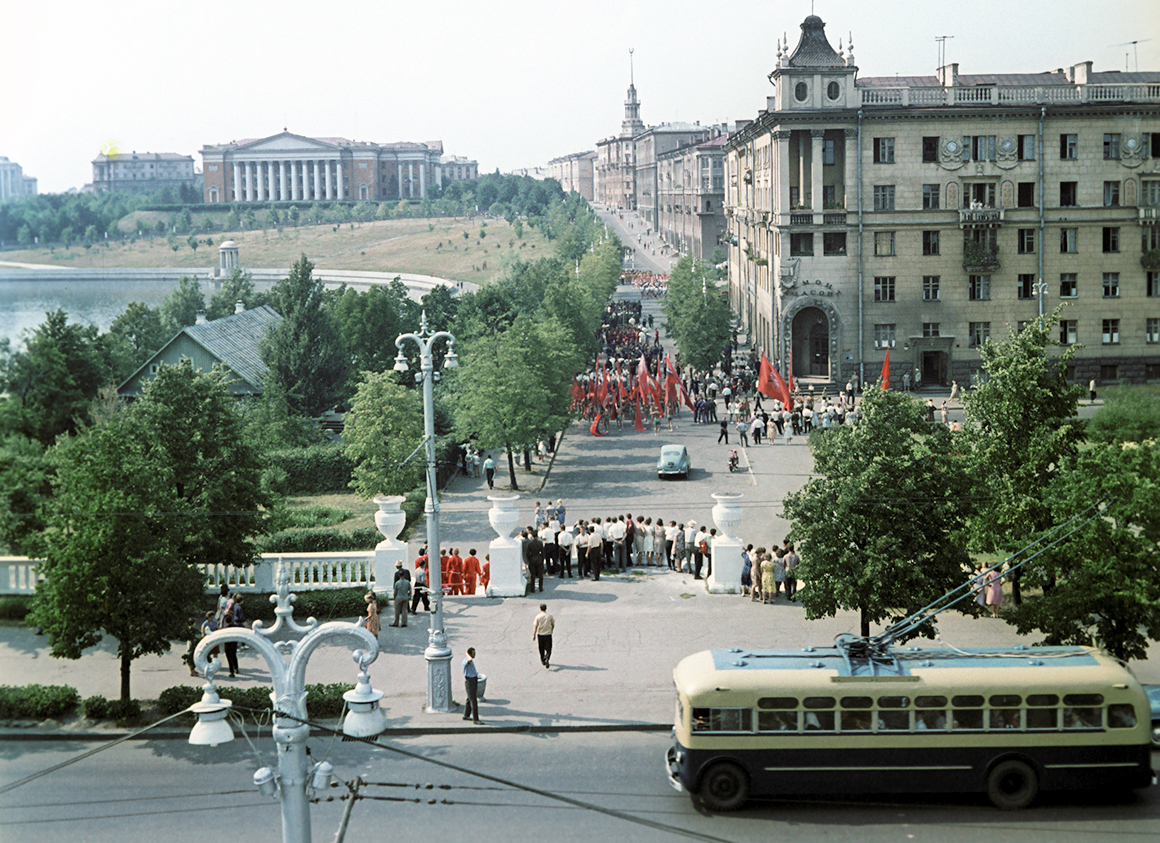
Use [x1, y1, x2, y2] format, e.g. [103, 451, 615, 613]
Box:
[462, 549, 482, 595]
[448, 548, 464, 596]
[439, 549, 450, 593]
[480, 554, 491, 593]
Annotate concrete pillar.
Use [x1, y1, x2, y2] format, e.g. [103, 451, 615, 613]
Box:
[811, 129, 825, 216]
[419, 160, 426, 198]
[313, 160, 321, 200]
[232, 163, 241, 203]
[776, 131, 792, 217]
[484, 495, 526, 598]
[706, 493, 745, 594]
[279, 161, 287, 202]
[398, 163, 403, 199]
[245, 161, 254, 202]
[267, 161, 276, 203]
[325, 160, 333, 200]
[337, 160, 344, 200]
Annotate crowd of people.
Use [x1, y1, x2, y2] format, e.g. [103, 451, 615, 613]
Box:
[622, 270, 667, 298]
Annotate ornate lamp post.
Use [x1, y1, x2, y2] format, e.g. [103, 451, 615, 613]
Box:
[190, 561, 387, 843]
[393, 311, 458, 713]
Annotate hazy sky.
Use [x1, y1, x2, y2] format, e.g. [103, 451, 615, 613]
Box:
[5, 0, 1158, 194]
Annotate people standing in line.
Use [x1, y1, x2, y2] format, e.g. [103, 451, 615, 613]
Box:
[575, 525, 591, 578]
[462, 549, 482, 595]
[539, 519, 558, 575]
[642, 517, 655, 566]
[447, 548, 464, 596]
[555, 499, 566, 527]
[608, 515, 627, 571]
[665, 521, 679, 570]
[462, 647, 482, 724]
[784, 543, 800, 602]
[533, 603, 555, 669]
[556, 524, 574, 578]
[483, 455, 496, 489]
[390, 562, 412, 627]
[524, 526, 545, 592]
[772, 549, 787, 597]
[481, 554, 491, 593]
[587, 529, 604, 581]
[411, 559, 431, 613]
[634, 515, 646, 565]
[693, 524, 709, 580]
[363, 591, 381, 636]
[740, 545, 754, 598]
[761, 553, 777, 604]
[673, 523, 687, 573]
[653, 517, 667, 568]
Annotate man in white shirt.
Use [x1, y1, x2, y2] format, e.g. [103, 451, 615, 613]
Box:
[607, 516, 627, 571]
[664, 521, 680, 570]
[539, 521, 558, 575]
[556, 524, 574, 578]
[693, 524, 710, 580]
[574, 524, 590, 579]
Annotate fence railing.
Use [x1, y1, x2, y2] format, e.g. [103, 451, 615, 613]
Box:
[1, 553, 377, 597]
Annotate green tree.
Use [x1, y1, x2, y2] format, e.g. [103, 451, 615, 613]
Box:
[1086, 387, 1160, 445]
[332, 283, 410, 376]
[343, 371, 426, 498]
[782, 387, 974, 639]
[30, 361, 267, 701]
[60, 226, 75, 248]
[261, 255, 351, 416]
[206, 268, 264, 320]
[159, 275, 205, 335]
[224, 209, 240, 231]
[108, 301, 167, 370]
[268, 206, 281, 227]
[449, 315, 582, 488]
[513, 219, 523, 239]
[186, 234, 199, 253]
[179, 207, 193, 230]
[0, 433, 49, 554]
[243, 209, 256, 230]
[1004, 439, 1160, 661]
[661, 256, 732, 372]
[17, 224, 32, 247]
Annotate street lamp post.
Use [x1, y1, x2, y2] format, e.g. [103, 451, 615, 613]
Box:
[393, 311, 458, 713]
[191, 561, 387, 843]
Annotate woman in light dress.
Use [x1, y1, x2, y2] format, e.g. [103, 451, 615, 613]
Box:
[653, 516, 667, 568]
[985, 567, 1004, 618]
[642, 517, 655, 565]
[673, 524, 687, 573]
[760, 551, 776, 603]
[363, 591, 381, 636]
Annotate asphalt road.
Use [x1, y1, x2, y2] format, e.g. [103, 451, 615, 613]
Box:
[3, 734, 1156, 843]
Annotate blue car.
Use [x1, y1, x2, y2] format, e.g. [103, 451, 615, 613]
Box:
[1145, 684, 1160, 748]
[657, 444, 690, 479]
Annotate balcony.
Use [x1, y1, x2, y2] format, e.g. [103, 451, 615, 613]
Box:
[959, 208, 1004, 228]
[962, 242, 1001, 272]
[1140, 207, 1160, 224]
[790, 213, 813, 225]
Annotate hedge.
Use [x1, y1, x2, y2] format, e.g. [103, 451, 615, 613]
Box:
[265, 445, 354, 495]
[242, 587, 367, 624]
[255, 526, 380, 554]
[0, 595, 32, 622]
[0, 684, 80, 719]
[83, 696, 141, 722]
[158, 682, 351, 720]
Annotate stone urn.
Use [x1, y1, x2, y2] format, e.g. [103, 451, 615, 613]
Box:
[373, 495, 407, 544]
[487, 494, 521, 542]
[711, 493, 744, 540]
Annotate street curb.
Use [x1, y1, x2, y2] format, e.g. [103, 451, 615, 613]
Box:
[0, 721, 672, 742]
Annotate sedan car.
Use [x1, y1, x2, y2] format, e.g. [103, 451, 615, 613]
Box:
[657, 444, 690, 479]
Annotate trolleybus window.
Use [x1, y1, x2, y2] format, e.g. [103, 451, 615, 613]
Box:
[1108, 704, 1137, 728]
[692, 707, 752, 733]
[915, 695, 948, 731]
[803, 696, 835, 731]
[1026, 694, 1059, 730]
[877, 696, 911, 731]
[756, 697, 798, 732]
[1063, 693, 1104, 729]
[951, 694, 984, 730]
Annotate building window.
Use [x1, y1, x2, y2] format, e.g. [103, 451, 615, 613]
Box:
[795, 81, 809, 101]
[827, 81, 841, 100]
[1060, 182, 1078, 206]
[1104, 181, 1121, 206]
[1060, 228, 1078, 253]
[790, 233, 814, 256]
[923, 323, 940, 338]
[1101, 364, 1120, 381]
[1104, 133, 1121, 160]
[963, 135, 997, 162]
[1148, 272, 1160, 297]
[1017, 229, 1035, 254]
[923, 230, 940, 256]
[969, 275, 991, 300]
[1060, 134, 1078, 160]
[1103, 272, 1120, 297]
[874, 276, 896, 302]
[874, 138, 895, 164]
[790, 186, 800, 207]
[1018, 135, 1036, 160]
[969, 322, 991, 347]
[823, 184, 836, 207]
[923, 276, 941, 301]
[1018, 182, 1035, 207]
[1059, 320, 1077, 345]
[1103, 227, 1120, 253]
[1147, 318, 1160, 343]
[823, 139, 836, 166]
[873, 185, 895, 210]
[922, 184, 940, 209]
[1143, 179, 1160, 207]
[923, 137, 939, 163]
[823, 232, 847, 255]
[1102, 319, 1120, 344]
[874, 231, 895, 256]
[1018, 274, 1035, 299]
[874, 324, 896, 347]
[1144, 226, 1160, 252]
[1060, 273, 1078, 298]
[964, 182, 996, 208]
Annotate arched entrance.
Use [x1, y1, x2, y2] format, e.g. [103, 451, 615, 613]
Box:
[792, 306, 830, 379]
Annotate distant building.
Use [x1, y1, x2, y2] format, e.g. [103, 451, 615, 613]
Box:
[118, 304, 282, 398]
[441, 154, 479, 184]
[596, 64, 647, 210]
[656, 132, 729, 260]
[548, 151, 596, 200]
[634, 123, 715, 231]
[91, 151, 198, 195]
[725, 13, 1160, 386]
[201, 131, 473, 203]
[0, 157, 37, 202]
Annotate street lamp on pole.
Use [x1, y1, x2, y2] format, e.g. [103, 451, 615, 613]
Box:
[190, 561, 387, 843]
[1034, 276, 1049, 318]
[393, 310, 458, 713]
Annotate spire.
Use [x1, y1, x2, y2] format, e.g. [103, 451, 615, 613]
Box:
[622, 48, 645, 136]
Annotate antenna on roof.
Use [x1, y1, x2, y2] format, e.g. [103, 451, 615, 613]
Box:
[1110, 38, 1150, 72]
[935, 35, 954, 70]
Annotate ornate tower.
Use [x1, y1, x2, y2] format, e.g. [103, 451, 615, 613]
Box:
[622, 48, 646, 137]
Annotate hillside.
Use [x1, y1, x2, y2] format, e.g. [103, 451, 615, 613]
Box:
[0, 215, 552, 285]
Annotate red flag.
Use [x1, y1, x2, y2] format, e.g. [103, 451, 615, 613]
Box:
[633, 397, 645, 431]
[615, 359, 625, 403]
[881, 350, 890, 390]
[758, 354, 792, 408]
[664, 354, 694, 410]
[569, 378, 582, 409]
[596, 356, 608, 406]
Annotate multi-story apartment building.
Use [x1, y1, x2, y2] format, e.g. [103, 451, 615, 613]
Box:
[548, 151, 596, 200]
[441, 155, 479, 184]
[0, 157, 38, 202]
[91, 151, 198, 195]
[726, 13, 1160, 386]
[201, 132, 472, 204]
[595, 74, 646, 209]
[635, 123, 713, 231]
[655, 132, 728, 260]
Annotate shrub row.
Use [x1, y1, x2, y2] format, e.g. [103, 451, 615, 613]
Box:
[0, 595, 32, 621]
[255, 526, 380, 554]
[82, 696, 141, 722]
[265, 445, 354, 495]
[242, 587, 368, 624]
[158, 682, 352, 720]
[0, 684, 80, 719]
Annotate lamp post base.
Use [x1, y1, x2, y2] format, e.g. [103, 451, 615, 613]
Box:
[424, 642, 454, 713]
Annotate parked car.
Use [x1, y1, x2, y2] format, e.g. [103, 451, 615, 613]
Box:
[1144, 684, 1160, 748]
[657, 444, 690, 479]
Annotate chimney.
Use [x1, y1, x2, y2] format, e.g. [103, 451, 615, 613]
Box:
[235, 300, 245, 314]
[937, 63, 959, 86]
[196, 310, 207, 325]
[1070, 61, 1093, 84]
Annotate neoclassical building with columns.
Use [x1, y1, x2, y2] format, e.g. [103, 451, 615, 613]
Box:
[201, 132, 473, 204]
[726, 14, 1160, 387]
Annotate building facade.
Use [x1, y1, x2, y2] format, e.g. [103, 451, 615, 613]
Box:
[201, 132, 465, 204]
[91, 152, 197, 195]
[656, 133, 728, 260]
[0, 157, 37, 202]
[725, 14, 1160, 386]
[634, 123, 716, 231]
[441, 154, 479, 184]
[595, 75, 646, 209]
[548, 150, 596, 200]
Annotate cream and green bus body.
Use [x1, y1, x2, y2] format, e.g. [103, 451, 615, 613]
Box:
[667, 646, 1153, 810]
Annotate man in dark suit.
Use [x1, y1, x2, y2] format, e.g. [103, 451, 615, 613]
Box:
[523, 526, 545, 592]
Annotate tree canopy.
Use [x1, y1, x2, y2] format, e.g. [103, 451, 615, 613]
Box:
[660, 256, 732, 372]
[343, 371, 426, 499]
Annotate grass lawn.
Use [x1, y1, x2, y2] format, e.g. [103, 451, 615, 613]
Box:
[2, 215, 552, 285]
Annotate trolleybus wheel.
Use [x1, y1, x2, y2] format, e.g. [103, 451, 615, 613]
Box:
[698, 761, 748, 812]
[986, 759, 1038, 810]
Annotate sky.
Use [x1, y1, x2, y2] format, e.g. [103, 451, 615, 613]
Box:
[4, 0, 1158, 194]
